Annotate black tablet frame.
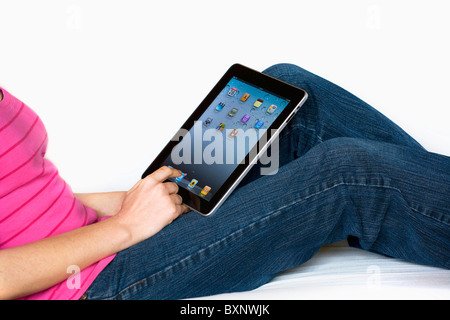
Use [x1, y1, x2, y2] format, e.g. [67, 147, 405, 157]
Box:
[142, 64, 308, 216]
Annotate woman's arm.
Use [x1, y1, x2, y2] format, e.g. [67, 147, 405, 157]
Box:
[0, 212, 131, 299]
[0, 166, 187, 300]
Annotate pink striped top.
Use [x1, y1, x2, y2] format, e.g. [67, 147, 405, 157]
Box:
[0, 88, 115, 300]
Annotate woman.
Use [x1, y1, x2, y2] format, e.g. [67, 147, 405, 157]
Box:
[0, 64, 449, 300]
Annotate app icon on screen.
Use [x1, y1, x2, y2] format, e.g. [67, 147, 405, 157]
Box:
[240, 93, 250, 102]
[228, 129, 239, 138]
[203, 117, 213, 127]
[241, 114, 251, 124]
[228, 87, 238, 97]
[254, 120, 264, 129]
[200, 186, 211, 197]
[216, 102, 225, 112]
[188, 179, 198, 189]
[267, 105, 277, 114]
[216, 123, 226, 132]
[253, 99, 263, 108]
[228, 108, 238, 117]
[175, 172, 187, 182]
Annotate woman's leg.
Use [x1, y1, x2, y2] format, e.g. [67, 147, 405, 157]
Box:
[85, 137, 450, 300]
[267, 63, 425, 150]
[84, 64, 449, 300]
[237, 63, 433, 250]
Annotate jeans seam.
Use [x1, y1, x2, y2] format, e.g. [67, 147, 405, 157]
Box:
[409, 206, 449, 226]
[306, 182, 449, 226]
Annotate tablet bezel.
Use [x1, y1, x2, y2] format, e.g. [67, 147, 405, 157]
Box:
[142, 64, 308, 216]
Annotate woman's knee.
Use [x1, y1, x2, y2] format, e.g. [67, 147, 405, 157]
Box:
[263, 63, 307, 78]
[262, 63, 328, 109]
[306, 137, 378, 174]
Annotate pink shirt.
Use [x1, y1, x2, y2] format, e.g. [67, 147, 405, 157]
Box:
[0, 88, 115, 299]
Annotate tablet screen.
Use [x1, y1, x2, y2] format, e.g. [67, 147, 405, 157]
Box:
[161, 76, 290, 201]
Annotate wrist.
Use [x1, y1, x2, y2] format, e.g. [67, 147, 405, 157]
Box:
[101, 214, 136, 251]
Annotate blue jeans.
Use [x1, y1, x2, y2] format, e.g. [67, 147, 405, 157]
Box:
[84, 64, 450, 300]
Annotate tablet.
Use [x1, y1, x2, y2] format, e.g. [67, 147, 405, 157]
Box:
[142, 64, 308, 216]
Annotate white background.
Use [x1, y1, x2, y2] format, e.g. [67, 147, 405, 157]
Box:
[1, 0, 449, 193]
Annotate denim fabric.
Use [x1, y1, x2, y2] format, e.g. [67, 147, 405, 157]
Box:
[84, 64, 450, 300]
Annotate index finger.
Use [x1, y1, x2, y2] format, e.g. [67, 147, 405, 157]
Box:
[147, 166, 183, 183]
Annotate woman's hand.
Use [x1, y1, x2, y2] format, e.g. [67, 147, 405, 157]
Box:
[76, 166, 189, 244]
[112, 166, 189, 244]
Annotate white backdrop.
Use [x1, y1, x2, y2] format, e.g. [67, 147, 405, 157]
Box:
[1, 0, 449, 193]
